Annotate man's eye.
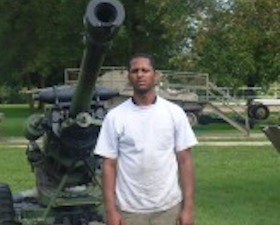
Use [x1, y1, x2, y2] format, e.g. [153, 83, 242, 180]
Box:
[130, 69, 151, 73]
[142, 69, 150, 73]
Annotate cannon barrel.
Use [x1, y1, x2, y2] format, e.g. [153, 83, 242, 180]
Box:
[70, 0, 125, 117]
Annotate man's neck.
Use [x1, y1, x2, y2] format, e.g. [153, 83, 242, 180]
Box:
[132, 91, 157, 106]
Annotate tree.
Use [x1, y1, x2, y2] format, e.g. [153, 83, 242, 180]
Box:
[0, 0, 211, 90]
[107, 0, 213, 68]
[0, 0, 86, 87]
[183, 0, 280, 88]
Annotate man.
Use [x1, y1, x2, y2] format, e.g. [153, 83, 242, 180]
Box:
[94, 53, 198, 225]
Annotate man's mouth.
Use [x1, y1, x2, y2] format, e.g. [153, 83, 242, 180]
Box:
[137, 81, 145, 85]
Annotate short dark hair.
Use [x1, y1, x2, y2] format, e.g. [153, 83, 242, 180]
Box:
[127, 53, 156, 71]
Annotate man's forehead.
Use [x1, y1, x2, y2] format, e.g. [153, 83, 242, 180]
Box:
[130, 57, 152, 67]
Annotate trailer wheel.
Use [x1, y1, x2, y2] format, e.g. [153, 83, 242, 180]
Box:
[186, 112, 198, 126]
[247, 105, 256, 119]
[0, 183, 16, 225]
[253, 104, 269, 120]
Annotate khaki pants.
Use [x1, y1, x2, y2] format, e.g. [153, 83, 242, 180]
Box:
[121, 203, 180, 225]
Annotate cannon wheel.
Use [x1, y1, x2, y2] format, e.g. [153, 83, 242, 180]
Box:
[0, 183, 16, 225]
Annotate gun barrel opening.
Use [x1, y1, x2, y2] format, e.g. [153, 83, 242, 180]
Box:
[95, 3, 118, 23]
[86, 0, 125, 28]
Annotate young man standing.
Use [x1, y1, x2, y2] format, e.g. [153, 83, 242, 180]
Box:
[94, 53, 198, 225]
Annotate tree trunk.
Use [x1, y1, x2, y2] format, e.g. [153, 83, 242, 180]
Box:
[23, 73, 35, 114]
[37, 74, 45, 112]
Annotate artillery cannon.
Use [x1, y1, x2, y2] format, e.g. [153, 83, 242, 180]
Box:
[0, 0, 125, 224]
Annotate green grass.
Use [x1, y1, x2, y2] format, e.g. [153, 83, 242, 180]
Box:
[0, 104, 30, 137]
[193, 145, 280, 225]
[0, 147, 35, 193]
[0, 144, 279, 224]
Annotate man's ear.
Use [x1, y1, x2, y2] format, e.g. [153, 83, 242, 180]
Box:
[155, 71, 162, 85]
[127, 73, 133, 86]
[127, 72, 131, 82]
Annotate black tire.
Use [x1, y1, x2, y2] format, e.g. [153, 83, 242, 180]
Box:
[247, 105, 256, 119]
[253, 104, 270, 120]
[0, 183, 16, 225]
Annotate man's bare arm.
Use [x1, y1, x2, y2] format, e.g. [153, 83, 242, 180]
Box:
[102, 157, 123, 225]
[176, 149, 195, 225]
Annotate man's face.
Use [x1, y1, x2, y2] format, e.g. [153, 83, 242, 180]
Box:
[128, 57, 157, 94]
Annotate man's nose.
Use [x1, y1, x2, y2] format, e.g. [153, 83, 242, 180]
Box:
[136, 70, 144, 77]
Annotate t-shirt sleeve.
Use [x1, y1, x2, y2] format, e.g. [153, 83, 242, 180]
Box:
[94, 113, 118, 159]
[174, 108, 198, 151]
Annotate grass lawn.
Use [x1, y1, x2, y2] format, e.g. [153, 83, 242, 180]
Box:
[0, 145, 279, 224]
[0, 104, 30, 137]
[193, 145, 280, 225]
[0, 147, 35, 193]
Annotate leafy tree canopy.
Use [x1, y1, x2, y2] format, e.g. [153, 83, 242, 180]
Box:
[179, 0, 280, 88]
[0, 0, 211, 87]
[0, 0, 278, 91]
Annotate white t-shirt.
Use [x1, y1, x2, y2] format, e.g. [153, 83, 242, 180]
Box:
[94, 96, 198, 213]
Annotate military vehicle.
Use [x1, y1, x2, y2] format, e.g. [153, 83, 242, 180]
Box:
[0, 0, 125, 224]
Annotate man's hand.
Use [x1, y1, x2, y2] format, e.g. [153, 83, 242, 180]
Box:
[176, 208, 194, 225]
[106, 209, 124, 225]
